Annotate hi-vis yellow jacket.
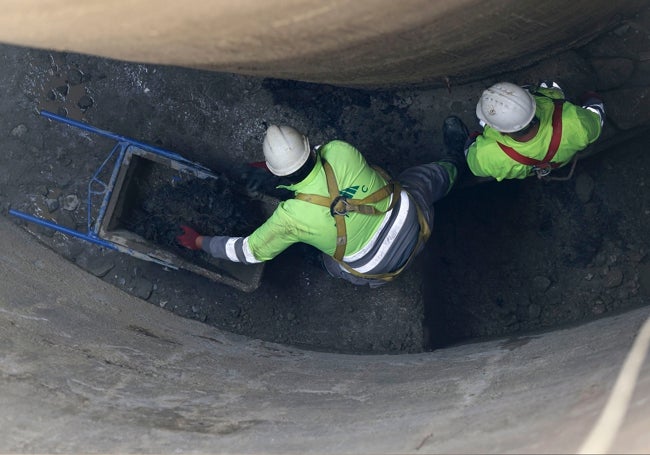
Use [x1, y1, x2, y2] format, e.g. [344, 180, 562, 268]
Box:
[466, 87, 602, 181]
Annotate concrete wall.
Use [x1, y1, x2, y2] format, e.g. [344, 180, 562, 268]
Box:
[0, 0, 646, 87]
[1, 216, 649, 453]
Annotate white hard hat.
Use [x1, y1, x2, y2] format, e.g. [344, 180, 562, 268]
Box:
[476, 82, 536, 133]
[263, 125, 311, 176]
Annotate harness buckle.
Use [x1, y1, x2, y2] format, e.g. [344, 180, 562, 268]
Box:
[533, 163, 552, 179]
[330, 195, 350, 216]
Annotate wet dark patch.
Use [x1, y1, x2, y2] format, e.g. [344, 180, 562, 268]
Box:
[38, 54, 94, 121]
[195, 335, 224, 344]
[263, 77, 373, 128]
[127, 324, 180, 345]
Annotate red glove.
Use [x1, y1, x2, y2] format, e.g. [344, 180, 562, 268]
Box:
[177, 225, 201, 250]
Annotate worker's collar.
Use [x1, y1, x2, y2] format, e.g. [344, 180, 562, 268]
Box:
[278, 152, 322, 191]
[506, 116, 540, 142]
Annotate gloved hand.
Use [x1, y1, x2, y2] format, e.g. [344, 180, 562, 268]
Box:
[239, 162, 280, 194]
[177, 225, 201, 250]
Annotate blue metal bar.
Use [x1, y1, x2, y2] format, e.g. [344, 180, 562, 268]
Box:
[9, 209, 178, 269]
[39, 110, 211, 171]
[9, 209, 118, 251]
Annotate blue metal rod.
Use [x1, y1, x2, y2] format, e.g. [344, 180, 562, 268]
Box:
[39, 110, 207, 168]
[9, 209, 118, 251]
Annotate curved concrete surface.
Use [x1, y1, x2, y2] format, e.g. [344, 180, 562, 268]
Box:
[1, 215, 649, 453]
[1, 3, 650, 453]
[0, 1, 646, 87]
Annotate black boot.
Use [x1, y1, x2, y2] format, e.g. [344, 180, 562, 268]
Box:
[441, 115, 469, 176]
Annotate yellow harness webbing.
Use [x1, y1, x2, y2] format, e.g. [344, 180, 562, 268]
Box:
[295, 159, 431, 281]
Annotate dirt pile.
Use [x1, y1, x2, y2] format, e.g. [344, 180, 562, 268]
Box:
[124, 171, 264, 249]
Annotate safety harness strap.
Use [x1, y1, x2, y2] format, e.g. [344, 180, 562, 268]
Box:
[296, 160, 399, 260]
[335, 200, 431, 281]
[295, 159, 431, 281]
[497, 99, 565, 177]
[323, 160, 348, 261]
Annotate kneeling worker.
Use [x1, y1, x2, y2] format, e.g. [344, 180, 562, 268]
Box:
[177, 123, 466, 288]
[464, 81, 605, 181]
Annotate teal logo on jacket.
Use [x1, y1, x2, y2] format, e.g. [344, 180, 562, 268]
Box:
[339, 186, 359, 198]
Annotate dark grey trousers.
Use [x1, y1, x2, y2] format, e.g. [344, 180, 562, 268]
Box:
[322, 162, 454, 288]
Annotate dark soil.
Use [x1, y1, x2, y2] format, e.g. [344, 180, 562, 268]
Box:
[1, 8, 649, 354]
[428, 136, 649, 348]
[120, 161, 265, 251]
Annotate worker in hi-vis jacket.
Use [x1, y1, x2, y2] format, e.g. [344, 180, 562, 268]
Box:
[462, 81, 605, 181]
[176, 121, 467, 288]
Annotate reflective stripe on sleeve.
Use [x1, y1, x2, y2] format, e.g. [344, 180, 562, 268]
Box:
[225, 238, 241, 262]
[222, 237, 262, 264]
[242, 237, 262, 264]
